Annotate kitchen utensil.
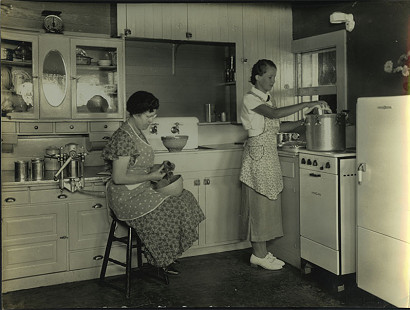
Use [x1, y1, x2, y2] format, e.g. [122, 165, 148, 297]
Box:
[31, 158, 44, 180]
[45, 146, 60, 171]
[1, 67, 12, 89]
[76, 55, 92, 65]
[161, 135, 188, 152]
[155, 174, 183, 196]
[98, 59, 111, 66]
[305, 113, 346, 151]
[205, 104, 215, 122]
[14, 160, 29, 182]
[86, 95, 109, 112]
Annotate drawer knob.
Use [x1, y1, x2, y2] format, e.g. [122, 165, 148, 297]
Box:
[104, 125, 108, 129]
[92, 203, 103, 209]
[5, 197, 16, 203]
[34, 126, 39, 130]
[70, 125, 74, 129]
[93, 255, 103, 261]
[102, 136, 110, 140]
[58, 194, 68, 199]
[59, 236, 68, 239]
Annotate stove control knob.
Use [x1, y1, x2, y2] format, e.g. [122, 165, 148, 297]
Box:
[313, 160, 318, 166]
[320, 166, 324, 170]
[307, 159, 312, 165]
[325, 162, 331, 169]
[301, 158, 306, 164]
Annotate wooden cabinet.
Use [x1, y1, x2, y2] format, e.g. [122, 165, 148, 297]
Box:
[2, 197, 68, 280]
[1, 30, 125, 123]
[118, 3, 239, 42]
[156, 149, 246, 251]
[268, 152, 301, 269]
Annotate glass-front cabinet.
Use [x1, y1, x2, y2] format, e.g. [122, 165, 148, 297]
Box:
[1, 31, 39, 119]
[71, 38, 124, 119]
[1, 30, 124, 121]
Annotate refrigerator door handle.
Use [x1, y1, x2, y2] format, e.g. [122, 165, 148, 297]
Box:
[357, 163, 367, 184]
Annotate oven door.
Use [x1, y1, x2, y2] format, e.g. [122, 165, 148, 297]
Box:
[300, 168, 338, 250]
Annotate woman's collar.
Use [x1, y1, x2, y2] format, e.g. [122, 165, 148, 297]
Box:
[251, 87, 269, 101]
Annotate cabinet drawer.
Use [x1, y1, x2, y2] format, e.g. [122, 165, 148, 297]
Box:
[1, 121, 16, 133]
[69, 245, 138, 270]
[90, 122, 121, 132]
[2, 190, 29, 206]
[55, 122, 88, 133]
[30, 189, 71, 203]
[19, 122, 53, 134]
[89, 132, 113, 142]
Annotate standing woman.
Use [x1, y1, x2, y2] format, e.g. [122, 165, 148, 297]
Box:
[240, 59, 326, 270]
[102, 90, 205, 274]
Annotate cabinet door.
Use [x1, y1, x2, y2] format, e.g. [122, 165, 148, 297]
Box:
[2, 203, 68, 280]
[68, 198, 110, 251]
[71, 37, 124, 120]
[118, 3, 188, 40]
[183, 175, 204, 246]
[187, 3, 230, 42]
[1, 31, 39, 120]
[204, 172, 242, 245]
[38, 34, 71, 119]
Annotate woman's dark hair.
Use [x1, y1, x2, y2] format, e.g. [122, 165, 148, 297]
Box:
[250, 59, 277, 85]
[126, 91, 159, 115]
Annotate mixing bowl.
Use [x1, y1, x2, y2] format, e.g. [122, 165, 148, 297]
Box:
[161, 135, 188, 152]
[156, 174, 183, 196]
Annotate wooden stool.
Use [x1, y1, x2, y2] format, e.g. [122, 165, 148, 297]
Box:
[99, 210, 169, 299]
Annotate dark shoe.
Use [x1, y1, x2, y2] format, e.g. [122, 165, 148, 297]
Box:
[163, 264, 179, 275]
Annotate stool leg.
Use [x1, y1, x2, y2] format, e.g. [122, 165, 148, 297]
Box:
[100, 219, 117, 281]
[136, 233, 143, 269]
[125, 226, 133, 299]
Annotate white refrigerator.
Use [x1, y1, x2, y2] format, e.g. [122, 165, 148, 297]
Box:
[356, 95, 410, 308]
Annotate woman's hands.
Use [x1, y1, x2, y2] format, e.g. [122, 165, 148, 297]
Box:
[305, 100, 329, 109]
[149, 164, 166, 181]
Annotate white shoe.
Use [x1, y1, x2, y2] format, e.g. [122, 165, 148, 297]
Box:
[250, 254, 283, 270]
[267, 252, 285, 266]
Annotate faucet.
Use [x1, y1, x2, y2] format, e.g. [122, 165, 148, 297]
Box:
[171, 122, 180, 134]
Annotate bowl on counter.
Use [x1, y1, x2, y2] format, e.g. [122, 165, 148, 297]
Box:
[161, 135, 188, 152]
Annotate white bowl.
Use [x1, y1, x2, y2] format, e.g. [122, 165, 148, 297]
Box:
[156, 175, 183, 196]
[98, 59, 111, 66]
[161, 135, 188, 152]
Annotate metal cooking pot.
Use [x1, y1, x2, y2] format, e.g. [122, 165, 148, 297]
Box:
[305, 113, 346, 151]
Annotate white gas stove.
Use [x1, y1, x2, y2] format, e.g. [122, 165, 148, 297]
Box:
[298, 148, 356, 288]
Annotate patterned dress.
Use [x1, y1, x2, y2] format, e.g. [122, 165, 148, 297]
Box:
[102, 120, 205, 268]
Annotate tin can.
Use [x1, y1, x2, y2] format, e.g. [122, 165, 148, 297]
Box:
[31, 158, 44, 180]
[14, 160, 29, 182]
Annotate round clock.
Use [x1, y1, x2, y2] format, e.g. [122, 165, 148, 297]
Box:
[43, 15, 64, 33]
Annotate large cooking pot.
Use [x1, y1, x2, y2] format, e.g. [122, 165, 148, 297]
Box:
[305, 113, 346, 151]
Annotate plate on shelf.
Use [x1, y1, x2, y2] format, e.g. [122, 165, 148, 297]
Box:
[11, 69, 31, 91]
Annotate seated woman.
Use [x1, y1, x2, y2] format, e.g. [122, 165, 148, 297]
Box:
[102, 90, 205, 274]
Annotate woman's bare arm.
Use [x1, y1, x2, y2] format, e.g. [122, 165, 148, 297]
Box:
[252, 100, 326, 119]
[111, 156, 165, 185]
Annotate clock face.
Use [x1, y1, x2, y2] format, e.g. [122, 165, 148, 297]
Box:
[44, 15, 63, 33]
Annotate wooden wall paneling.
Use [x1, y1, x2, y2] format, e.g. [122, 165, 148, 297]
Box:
[117, 4, 127, 36]
[278, 4, 296, 121]
[226, 3, 244, 122]
[263, 3, 281, 107]
[242, 4, 260, 99]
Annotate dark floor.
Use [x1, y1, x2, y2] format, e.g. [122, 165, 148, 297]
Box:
[2, 249, 394, 309]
